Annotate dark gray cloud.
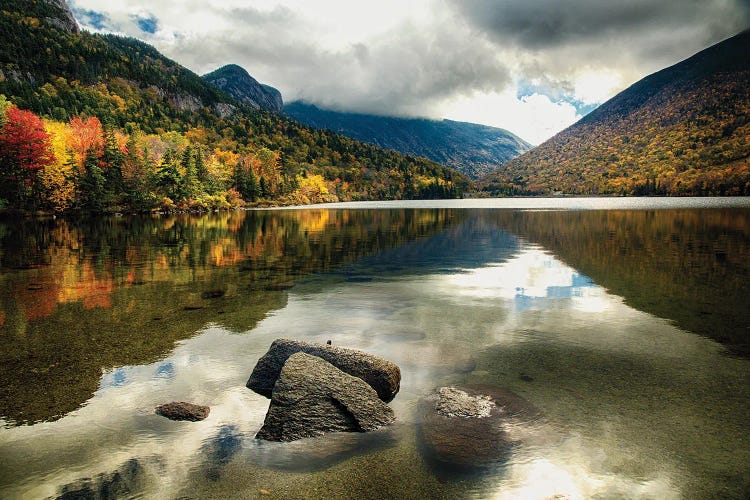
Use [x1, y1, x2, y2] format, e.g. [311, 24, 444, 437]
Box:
[448, 0, 749, 68]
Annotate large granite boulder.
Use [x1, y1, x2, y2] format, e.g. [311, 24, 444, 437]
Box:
[419, 385, 539, 468]
[256, 353, 395, 442]
[247, 339, 400, 402]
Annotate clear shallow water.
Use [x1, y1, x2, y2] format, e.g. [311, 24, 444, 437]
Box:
[0, 198, 748, 499]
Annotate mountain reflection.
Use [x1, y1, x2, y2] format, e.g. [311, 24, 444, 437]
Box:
[494, 209, 750, 356]
[1, 206, 747, 428]
[0, 209, 459, 425]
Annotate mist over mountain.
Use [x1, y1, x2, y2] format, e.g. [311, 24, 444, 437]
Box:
[284, 102, 533, 179]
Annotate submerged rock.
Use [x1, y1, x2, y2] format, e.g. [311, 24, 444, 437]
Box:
[57, 459, 144, 499]
[419, 385, 539, 469]
[247, 338, 401, 402]
[256, 353, 395, 442]
[155, 401, 210, 421]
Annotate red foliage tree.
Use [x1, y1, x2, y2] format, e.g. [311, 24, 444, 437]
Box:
[0, 107, 56, 206]
[68, 115, 104, 168]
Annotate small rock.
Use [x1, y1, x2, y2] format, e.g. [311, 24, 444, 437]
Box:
[429, 387, 494, 418]
[256, 353, 395, 442]
[155, 402, 210, 421]
[247, 339, 400, 402]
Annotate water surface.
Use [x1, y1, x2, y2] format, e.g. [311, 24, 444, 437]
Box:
[0, 198, 748, 499]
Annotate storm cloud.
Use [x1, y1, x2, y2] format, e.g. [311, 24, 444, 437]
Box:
[448, 0, 750, 72]
[67, 0, 749, 143]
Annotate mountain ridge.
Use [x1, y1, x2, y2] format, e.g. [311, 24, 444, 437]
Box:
[480, 29, 750, 196]
[284, 101, 532, 179]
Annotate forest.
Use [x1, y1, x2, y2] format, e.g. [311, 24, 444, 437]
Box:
[0, 2, 466, 213]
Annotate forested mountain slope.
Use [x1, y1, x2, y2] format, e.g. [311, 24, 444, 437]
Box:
[0, 0, 467, 212]
[480, 30, 750, 196]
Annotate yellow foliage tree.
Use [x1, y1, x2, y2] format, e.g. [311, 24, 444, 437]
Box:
[40, 119, 76, 211]
[296, 174, 337, 204]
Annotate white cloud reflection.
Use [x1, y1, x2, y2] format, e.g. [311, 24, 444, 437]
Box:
[448, 247, 608, 314]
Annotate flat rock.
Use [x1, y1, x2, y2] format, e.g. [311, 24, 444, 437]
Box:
[419, 385, 539, 468]
[155, 401, 210, 421]
[256, 353, 395, 442]
[247, 339, 401, 402]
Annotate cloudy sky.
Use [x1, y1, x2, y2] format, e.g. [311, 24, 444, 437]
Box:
[68, 0, 749, 144]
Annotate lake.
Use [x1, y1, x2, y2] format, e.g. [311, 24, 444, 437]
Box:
[0, 198, 749, 499]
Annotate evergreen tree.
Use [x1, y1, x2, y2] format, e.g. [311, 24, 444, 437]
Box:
[102, 129, 125, 201]
[233, 159, 260, 202]
[157, 149, 181, 201]
[179, 146, 198, 201]
[78, 148, 107, 211]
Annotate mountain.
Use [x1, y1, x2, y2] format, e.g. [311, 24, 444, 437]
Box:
[0, 1, 467, 212]
[480, 30, 750, 196]
[203, 64, 283, 113]
[284, 102, 532, 179]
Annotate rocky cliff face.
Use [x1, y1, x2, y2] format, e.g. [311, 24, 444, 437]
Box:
[203, 64, 283, 113]
[43, 0, 79, 33]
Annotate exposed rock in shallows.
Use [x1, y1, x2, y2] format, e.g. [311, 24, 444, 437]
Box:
[256, 353, 395, 442]
[155, 401, 210, 421]
[57, 459, 144, 500]
[419, 385, 539, 468]
[431, 386, 494, 418]
[247, 338, 401, 402]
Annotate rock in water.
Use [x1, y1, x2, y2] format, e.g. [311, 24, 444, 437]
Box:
[247, 339, 401, 402]
[419, 385, 539, 468]
[256, 353, 395, 442]
[155, 402, 210, 421]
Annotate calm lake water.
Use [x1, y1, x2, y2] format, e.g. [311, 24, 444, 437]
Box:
[0, 198, 749, 499]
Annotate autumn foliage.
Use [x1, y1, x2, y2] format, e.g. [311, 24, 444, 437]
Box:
[0, 0, 466, 212]
[0, 106, 56, 207]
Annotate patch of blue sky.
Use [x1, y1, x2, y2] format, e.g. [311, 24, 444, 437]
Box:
[516, 79, 600, 117]
[134, 14, 159, 34]
[72, 8, 108, 30]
